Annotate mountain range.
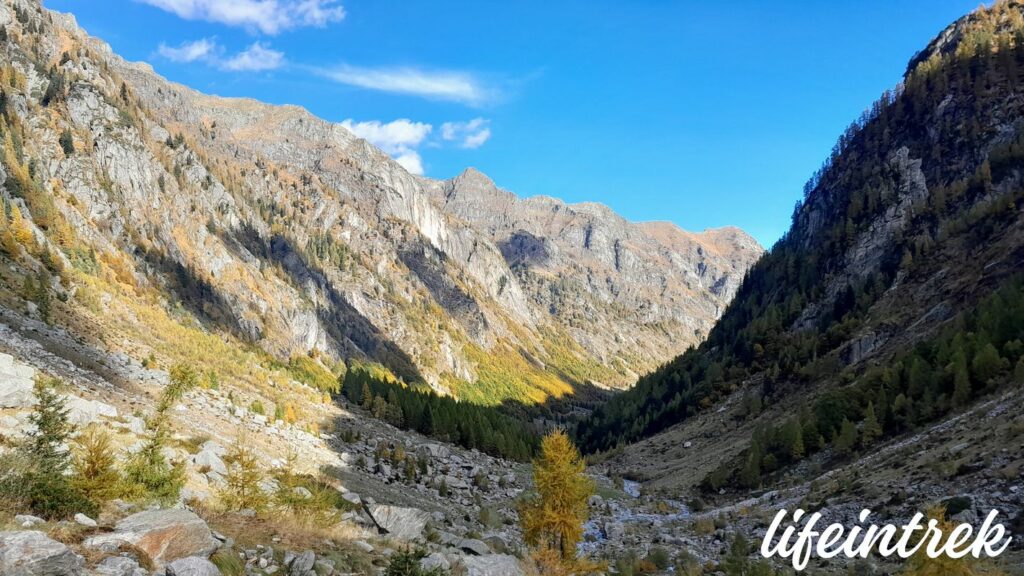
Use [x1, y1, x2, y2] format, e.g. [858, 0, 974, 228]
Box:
[0, 0, 761, 408]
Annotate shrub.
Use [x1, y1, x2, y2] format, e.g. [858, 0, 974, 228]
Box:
[384, 547, 448, 576]
[646, 547, 670, 570]
[58, 128, 73, 155]
[210, 548, 245, 576]
[273, 454, 344, 526]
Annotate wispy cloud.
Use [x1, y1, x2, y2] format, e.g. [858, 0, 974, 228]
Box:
[340, 119, 433, 175]
[221, 42, 284, 71]
[138, 0, 345, 35]
[339, 117, 493, 175]
[441, 118, 491, 149]
[156, 38, 284, 71]
[320, 64, 495, 105]
[157, 38, 217, 63]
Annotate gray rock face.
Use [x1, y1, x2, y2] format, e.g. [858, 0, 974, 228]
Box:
[165, 556, 221, 576]
[92, 556, 147, 576]
[462, 554, 524, 576]
[364, 504, 432, 541]
[83, 510, 217, 566]
[191, 449, 227, 476]
[419, 552, 450, 572]
[288, 550, 316, 576]
[0, 353, 36, 409]
[64, 395, 118, 425]
[0, 530, 84, 576]
[0, 0, 762, 402]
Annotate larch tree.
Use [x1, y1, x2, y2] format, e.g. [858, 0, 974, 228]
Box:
[519, 430, 598, 573]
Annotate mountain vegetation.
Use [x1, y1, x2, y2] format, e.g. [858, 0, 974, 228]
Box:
[340, 361, 539, 461]
[575, 0, 1024, 461]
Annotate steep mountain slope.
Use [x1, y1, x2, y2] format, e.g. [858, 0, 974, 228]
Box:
[577, 0, 1024, 516]
[425, 169, 762, 386]
[0, 0, 760, 409]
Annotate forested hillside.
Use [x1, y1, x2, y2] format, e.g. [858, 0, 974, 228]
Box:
[576, 0, 1024, 477]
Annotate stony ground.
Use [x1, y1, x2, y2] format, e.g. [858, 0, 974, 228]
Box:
[0, 305, 535, 575]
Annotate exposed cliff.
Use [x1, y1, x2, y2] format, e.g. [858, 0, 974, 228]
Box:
[0, 0, 760, 408]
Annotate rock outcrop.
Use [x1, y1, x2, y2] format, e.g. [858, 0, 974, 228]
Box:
[83, 510, 217, 566]
[364, 504, 432, 541]
[0, 0, 761, 406]
[0, 531, 84, 576]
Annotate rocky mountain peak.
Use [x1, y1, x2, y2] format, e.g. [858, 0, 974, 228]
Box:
[0, 0, 760, 403]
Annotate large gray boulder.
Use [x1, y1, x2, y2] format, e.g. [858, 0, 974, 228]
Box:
[462, 554, 524, 576]
[0, 353, 35, 409]
[165, 556, 221, 576]
[83, 509, 217, 566]
[288, 550, 316, 576]
[64, 395, 118, 425]
[92, 556, 147, 576]
[0, 530, 84, 576]
[191, 449, 227, 476]
[364, 504, 431, 541]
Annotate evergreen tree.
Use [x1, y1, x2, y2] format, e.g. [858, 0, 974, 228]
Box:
[861, 402, 882, 445]
[361, 382, 373, 408]
[779, 418, 805, 460]
[834, 418, 858, 454]
[971, 342, 1003, 385]
[951, 350, 972, 407]
[123, 363, 196, 502]
[20, 377, 94, 518]
[24, 378, 72, 475]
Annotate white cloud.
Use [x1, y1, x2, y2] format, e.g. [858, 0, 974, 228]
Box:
[440, 118, 491, 149]
[393, 152, 425, 176]
[220, 42, 284, 71]
[157, 38, 217, 63]
[156, 38, 284, 72]
[340, 119, 433, 175]
[138, 0, 344, 35]
[321, 65, 493, 105]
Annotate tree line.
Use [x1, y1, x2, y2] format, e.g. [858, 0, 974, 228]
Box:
[340, 361, 540, 461]
[574, 2, 1024, 455]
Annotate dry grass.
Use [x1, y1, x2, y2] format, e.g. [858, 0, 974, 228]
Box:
[199, 508, 369, 552]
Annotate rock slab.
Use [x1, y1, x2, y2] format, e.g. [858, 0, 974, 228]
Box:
[0, 530, 84, 576]
[364, 504, 431, 541]
[165, 556, 221, 576]
[83, 509, 217, 566]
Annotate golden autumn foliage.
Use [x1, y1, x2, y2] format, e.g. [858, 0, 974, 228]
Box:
[520, 430, 602, 575]
[902, 505, 1008, 576]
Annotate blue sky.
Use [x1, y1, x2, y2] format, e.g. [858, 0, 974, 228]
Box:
[46, 0, 979, 247]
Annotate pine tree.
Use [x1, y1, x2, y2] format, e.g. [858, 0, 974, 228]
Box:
[780, 418, 804, 460]
[24, 377, 72, 476]
[834, 418, 858, 454]
[951, 350, 972, 407]
[519, 430, 595, 567]
[971, 342, 1003, 385]
[123, 364, 196, 502]
[361, 382, 373, 408]
[861, 402, 882, 445]
[20, 377, 94, 518]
